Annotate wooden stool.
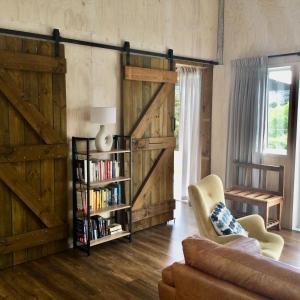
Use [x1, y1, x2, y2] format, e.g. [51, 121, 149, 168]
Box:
[225, 161, 284, 230]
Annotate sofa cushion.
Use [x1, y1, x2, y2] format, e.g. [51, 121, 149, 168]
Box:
[182, 236, 300, 300]
[210, 202, 248, 236]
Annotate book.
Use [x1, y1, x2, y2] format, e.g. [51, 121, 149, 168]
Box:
[108, 223, 122, 235]
[76, 160, 87, 183]
[76, 218, 88, 244]
[110, 229, 123, 235]
[77, 184, 123, 213]
[89, 215, 110, 240]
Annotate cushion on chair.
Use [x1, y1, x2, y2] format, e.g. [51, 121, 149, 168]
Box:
[210, 202, 248, 237]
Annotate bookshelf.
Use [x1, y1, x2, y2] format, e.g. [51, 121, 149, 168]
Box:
[72, 135, 132, 255]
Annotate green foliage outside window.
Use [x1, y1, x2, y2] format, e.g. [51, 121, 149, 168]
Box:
[267, 101, 289, 150]
[266, 67, 291, 153]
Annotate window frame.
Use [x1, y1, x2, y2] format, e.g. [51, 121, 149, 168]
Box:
[263, 63, 295, 156]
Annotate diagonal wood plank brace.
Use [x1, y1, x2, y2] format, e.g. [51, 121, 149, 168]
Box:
[131, 83, 174, 138]
[0, 164, 63, 228]
[0, 68, 63, 144]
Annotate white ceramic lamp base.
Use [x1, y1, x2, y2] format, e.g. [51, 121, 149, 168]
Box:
[95, 125, 113, 152]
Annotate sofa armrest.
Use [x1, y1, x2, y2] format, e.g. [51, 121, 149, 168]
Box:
[158, 280, 176, 300]
[162, 264, 175, 287]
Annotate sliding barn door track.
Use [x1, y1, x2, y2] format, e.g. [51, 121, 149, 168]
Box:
[0, 27, 219, 65]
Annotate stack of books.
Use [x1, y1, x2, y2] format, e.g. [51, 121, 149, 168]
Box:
[77, 183, 123, 214]
[108, 223, 123, 235]
[76, 159, 120, 183]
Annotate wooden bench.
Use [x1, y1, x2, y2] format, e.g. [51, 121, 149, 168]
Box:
[225, 161, 284, 230]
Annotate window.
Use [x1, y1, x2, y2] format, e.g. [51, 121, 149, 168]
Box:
[265, 66, 292, 154]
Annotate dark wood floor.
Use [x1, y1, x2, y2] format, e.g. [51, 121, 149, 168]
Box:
[0, 201, 299, 299]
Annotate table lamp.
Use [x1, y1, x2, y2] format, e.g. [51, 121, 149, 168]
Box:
[90, 107, 116, 151]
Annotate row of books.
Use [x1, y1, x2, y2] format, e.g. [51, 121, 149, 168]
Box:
[77, 159, 121, 183]
[76, 216, 109, 243]
[76, 216, 123, 243]
[77, 183, 123, 213]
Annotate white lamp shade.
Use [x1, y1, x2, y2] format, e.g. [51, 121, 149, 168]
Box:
[90, 107, 116, 124]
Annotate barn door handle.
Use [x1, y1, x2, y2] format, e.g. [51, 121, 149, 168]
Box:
[171, 117, 176, 131]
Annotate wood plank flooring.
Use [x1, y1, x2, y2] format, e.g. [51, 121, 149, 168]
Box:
[0, 201, 299, 299]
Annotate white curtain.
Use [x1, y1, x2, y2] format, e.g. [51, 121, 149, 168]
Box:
[226, 57, 268, 187]
[178, 67, 202, 199]
[226, 57, 268, 215]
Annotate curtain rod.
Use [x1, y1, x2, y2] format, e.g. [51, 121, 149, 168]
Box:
[0, 27, 219, 65]
[268, 51, 300, 58]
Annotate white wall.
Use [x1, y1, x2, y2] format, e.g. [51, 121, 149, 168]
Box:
[0, 0, 219, 229]
[0, 0, 219, 139]
[212, 0, 300, 181]
[212, 0, 300, 228]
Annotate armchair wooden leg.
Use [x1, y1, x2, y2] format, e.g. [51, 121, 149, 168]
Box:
[277, 202, 282, 231]
[263, 204, 269, 229]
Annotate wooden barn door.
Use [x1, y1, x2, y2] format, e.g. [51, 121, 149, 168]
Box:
[122, 55, 176, 231]
[0, 35, 68, 269]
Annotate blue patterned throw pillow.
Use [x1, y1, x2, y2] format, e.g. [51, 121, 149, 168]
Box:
[210, 202, 248, 236]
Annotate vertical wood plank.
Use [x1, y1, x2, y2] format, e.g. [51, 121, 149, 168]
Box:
[200, 67, 213, 178]
[38, 41, 55, 257]
[52, 43, 68, 253]
[141, 56, 152, 214]
[150, 58, 163, 216]
[131, 55, 144, 205]
[6, 36, 27, 265]
[122, 53, 131, 136]
[164, 59, 174, 207]
[0, 36, 12, 269]
[22, 38, 44, 260]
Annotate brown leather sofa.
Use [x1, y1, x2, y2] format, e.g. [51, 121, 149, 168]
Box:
[158, 236, 300, 300]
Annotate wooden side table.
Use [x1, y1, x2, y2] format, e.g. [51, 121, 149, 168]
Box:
[225, 161, 284, 230]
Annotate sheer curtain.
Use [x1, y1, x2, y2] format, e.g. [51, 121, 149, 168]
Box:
[178, 67, 202, 199]
[226, 57, 268, 187]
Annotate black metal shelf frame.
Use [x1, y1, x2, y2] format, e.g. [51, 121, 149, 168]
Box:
[72, 136, 133, 255]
